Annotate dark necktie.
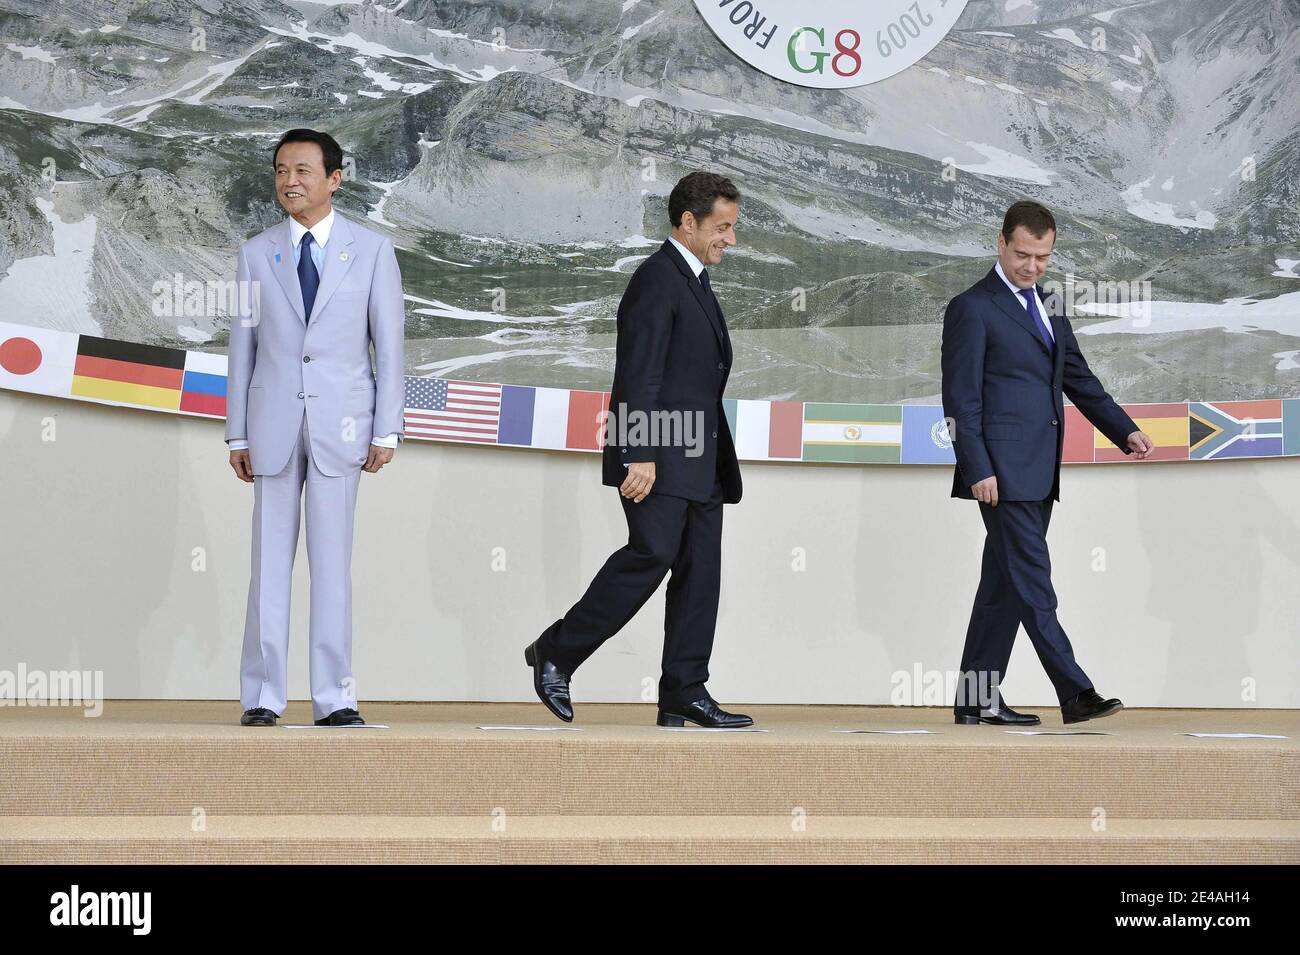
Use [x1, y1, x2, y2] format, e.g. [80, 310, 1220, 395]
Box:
[699, 268, 720, 317]
[699, 267, 730, 367]
[298, 231, 320, 320]
[1019, 287, 1053, 351]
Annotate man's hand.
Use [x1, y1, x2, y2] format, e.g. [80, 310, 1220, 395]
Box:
[1127, 430, 1154, 459]
[971, 475, 998, 507]
[229, 449, 254, 483]
[364, 444, 395, 473]
[620, 461, 655, 503]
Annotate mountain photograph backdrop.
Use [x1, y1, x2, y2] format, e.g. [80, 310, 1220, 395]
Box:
[1, 0, 1297, 404]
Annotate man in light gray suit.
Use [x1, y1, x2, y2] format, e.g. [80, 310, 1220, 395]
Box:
[226, 129, 406, 727]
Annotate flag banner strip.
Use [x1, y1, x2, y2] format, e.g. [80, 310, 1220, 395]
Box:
[1, 324, 1297, 466]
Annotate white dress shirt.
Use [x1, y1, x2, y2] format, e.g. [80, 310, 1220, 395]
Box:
[227, 209, 399, 453]
[994, 260, 1053, 342]
[668, 235, 705, 279]
[288, 207, 333, 274]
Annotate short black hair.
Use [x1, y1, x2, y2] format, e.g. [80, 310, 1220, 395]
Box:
[668, 171, 740, 228]
[1001, 200, 1056, 240]
[272, 128, 344, 176]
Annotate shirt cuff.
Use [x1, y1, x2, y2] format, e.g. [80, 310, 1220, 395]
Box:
[370, 433, 399, 449]
[227, 439, 249, 451]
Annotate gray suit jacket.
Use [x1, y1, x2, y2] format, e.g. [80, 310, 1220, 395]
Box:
[225, 214, 406, 477]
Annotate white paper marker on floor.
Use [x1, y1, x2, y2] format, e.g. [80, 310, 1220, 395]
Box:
[834, 729, 937, 735]
[1005, 730, 1113, 736]
[477, 725, 582, 732]
[1184, 732, 1288, 739]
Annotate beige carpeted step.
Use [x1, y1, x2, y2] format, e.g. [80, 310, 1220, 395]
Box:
[4, 815, 1297, 864]
[3, 703, 1297, 820]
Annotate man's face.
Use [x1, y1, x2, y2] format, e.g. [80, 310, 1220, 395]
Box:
[996, 225, 1054, 288]
[274, 141, 340, 223]
[681, 198, 738, 266]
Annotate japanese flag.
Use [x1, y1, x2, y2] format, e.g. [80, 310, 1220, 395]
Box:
[0, 322, 78, 397]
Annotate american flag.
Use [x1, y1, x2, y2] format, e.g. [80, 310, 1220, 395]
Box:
[404, 378, 502, 443]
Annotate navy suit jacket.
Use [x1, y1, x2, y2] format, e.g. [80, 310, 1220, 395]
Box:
[940, 268, 1136, 502]
[600, 240, 743, 504]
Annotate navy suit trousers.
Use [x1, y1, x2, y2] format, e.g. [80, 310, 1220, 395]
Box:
[955, 499, 1094, 711]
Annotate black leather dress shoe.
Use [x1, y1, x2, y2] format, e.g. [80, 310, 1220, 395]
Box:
[314, 707, 365, 726]
[240, 707, 278, 726]
[657, 697, 753, 729]
[1061, 689, 1123, 724]
[524, 639, 573, 722]
[954, 702, 1041, 726]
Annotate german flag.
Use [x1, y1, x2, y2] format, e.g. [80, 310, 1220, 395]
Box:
[70, 337, 186, 410]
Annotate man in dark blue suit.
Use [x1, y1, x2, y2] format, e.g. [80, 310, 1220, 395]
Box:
[941, 201, 1154, 726]
[524, 172, 750, 728]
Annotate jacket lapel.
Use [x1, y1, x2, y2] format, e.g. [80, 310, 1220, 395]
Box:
[983, 268, 1051, 359]
[267, 219, 305, 324]
[307, 214, 357, 323]
[661, 239, 727, 354]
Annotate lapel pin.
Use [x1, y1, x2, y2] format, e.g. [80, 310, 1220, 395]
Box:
[339, 251, 350, 262]
[274, 252, 281, 263]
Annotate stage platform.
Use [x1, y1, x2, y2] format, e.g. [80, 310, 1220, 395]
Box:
[2, 702, 1297, 864]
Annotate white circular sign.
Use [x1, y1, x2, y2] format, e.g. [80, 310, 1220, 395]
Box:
[694, 0, 970, 88]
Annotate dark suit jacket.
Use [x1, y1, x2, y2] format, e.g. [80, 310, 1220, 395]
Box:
[940, 267, 1136, 502]
[600, 240, 743, 504]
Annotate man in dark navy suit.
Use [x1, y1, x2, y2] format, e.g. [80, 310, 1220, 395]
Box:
[525, 171, 750, 728]
[942, 201, 1153, 726]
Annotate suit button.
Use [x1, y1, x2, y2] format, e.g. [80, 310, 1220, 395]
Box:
[717, 362, 724, 370]
[712, 431, 718, 439]
[303, 356, 311, 363]
[298, 392, 305, 399]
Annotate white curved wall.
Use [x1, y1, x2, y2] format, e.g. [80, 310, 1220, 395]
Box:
[2, 388, 1297, 709]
